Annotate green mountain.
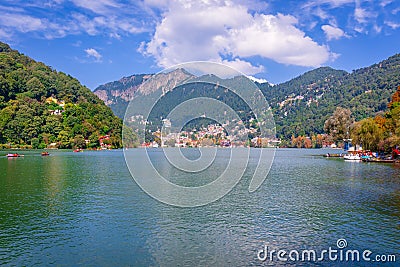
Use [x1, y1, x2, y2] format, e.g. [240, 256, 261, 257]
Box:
[0, 42, 126, 149]
[261, 54, 400, 139]
[94, 54, 400, 142]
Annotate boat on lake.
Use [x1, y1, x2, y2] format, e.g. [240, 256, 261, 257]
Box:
[343, 154, 361, 161]
[324, 153, 343, 158]
[6, 153, 23, 158]
[73, 148, 83, 152]
[362, 158, 394, 163]
[41, 152, 50, 156]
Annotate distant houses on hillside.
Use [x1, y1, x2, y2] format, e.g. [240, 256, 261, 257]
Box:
[46, 96, 65, 115]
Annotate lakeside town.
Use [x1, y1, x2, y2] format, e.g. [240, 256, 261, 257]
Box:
[140, 122, 281, 148]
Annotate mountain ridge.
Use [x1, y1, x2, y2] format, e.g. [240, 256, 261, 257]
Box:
[95, 54, 400, 140]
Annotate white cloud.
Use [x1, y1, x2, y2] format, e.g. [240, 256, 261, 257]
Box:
[247, 75, 271, 84]
[221, 59, 264, 75]
[0, 13, 45, 32]
[143, 0, 170, 8]
[354, 6, 369, 24]
[321, 24, 348, 40]
[226, 13, 333, 66]
[303, 0, 399, 36]
[85, 48, 102, 62]
[70, 0, 120, 15]
[353, 15, 376, 34]
[385, 21, 400, 29]
[354, 0, 378, 29]
[380, 0, 393, 7]
[109, 32, 121, 39]
[313, 7, 330, 20]
[142, 1, 334, 75]
[71, 13, 98, 35]
[373, 24, 382, 33]
[302, 0, 354, 9]
[0, 1, 147, 40]
[0, 28, 12, 40]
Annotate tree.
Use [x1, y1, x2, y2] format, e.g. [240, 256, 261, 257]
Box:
[122, 125, 139, 148]
[351, 118, 383, 151]
[387, 106, 400, 136]
[304, 137, 312, 148]
[57, 130, 71, 148]
[72, 134, 86, 149]
[31, 137, 40, 149]
[324, 107, 353, 143]
[0, 105, 15, 131]
[378, 136, 400, 153]
[164, 139, 176, 147]
[388, 86, 400, 108]
[200, 138, 214, 147]
[26, 77, 45, 99]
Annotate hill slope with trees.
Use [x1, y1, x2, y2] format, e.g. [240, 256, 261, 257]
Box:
[0, 42, 129, 149]
[260, 54, 400, 140]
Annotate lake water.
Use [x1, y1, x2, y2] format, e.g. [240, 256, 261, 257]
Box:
[0, 149, 399, 266]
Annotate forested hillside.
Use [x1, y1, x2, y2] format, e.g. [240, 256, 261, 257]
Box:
[0, 42, 127, 149]
[260, 54, 400, 139]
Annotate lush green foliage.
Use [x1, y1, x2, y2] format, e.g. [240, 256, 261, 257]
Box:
[324, 107, 353, 142]
[0, 42, 132, 149]
[350, 86, 400, 152]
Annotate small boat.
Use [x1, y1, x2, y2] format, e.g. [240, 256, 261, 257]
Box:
[152, 142, 159, 148]
[41, 152, 50, 156]
[324, 153, 342, 158]
[73, 148, 83, 152]
[343, 154, 361, 161]
[361, 155, 371, 160]
[362, 158, 394, 163]
[6, 153, 23, 158]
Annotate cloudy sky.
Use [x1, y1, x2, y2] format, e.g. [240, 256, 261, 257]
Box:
[1, 0, 399, 89]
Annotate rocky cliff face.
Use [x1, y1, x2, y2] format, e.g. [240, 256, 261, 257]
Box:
[93, 69, 195, 118]
[94, 74, 153, 105]
[138, 68, 194, 96]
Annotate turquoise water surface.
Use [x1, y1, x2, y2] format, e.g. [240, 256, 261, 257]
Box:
[0, 149, 399, 266]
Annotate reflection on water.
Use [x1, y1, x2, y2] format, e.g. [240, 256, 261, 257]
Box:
[0, 149, 399, 266]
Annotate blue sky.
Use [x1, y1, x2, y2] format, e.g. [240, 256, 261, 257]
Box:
[0, 0, 399, 89]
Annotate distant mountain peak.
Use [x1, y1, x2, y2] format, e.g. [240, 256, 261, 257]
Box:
[93, 68, 195, 118]
[137, 68, 195, 95]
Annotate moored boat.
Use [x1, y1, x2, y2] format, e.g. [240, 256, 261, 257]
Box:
[362, 158, 394, 163]
[324, 153, 343, 158]
[343, 154, 361, 161]
[73, 148, 83, 152]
